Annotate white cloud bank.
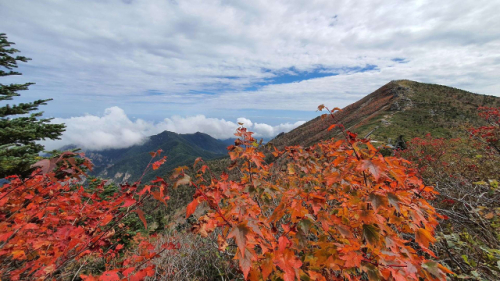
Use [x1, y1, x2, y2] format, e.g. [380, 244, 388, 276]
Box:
[43, 107, 305, 151]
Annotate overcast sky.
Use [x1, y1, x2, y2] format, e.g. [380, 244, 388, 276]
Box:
[1, 0, 499, 150]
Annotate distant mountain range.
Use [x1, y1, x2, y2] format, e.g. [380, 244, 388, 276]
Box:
[78, 131, 229, 183]
[269, 80, 500, 149]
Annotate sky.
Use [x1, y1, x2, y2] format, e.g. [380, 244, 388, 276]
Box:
[1, 0, 499, 150]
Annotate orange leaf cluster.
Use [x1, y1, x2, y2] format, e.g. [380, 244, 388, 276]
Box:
[186, 108, 451, 280]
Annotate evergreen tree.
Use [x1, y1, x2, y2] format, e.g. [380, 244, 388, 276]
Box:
[0, 33, 65, 177]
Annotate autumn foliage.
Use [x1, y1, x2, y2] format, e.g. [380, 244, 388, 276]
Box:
[181, 105, 451, 280]
[396, 107, 500, 280]
[0, 150, 175, 280]
[0, 104, 459, 280]
[469, 106, 500, 154]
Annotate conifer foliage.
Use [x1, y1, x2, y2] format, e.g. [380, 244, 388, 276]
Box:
[0, 33, 65, 177]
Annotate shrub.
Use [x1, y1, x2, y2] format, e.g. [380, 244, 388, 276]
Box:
[398, 107, 500, 280]
[181, 105, 450, 280]
[0, 150, 173, 280]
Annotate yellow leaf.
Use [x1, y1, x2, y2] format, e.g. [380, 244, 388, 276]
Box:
[416, 228, 436, 248]
[12, 250, 25, 260]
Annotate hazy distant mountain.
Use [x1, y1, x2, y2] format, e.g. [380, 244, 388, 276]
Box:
[80, 131, 229, 183]
[270, 80, 500, 149]
[219, 138, 238, 146]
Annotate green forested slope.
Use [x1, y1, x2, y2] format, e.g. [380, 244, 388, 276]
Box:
[86, 131, 228, 183]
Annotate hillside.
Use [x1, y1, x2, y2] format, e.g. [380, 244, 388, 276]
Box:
[85, 131, 228, 183]
[270, 80, 500, 149]
[165, 80, 500, 223]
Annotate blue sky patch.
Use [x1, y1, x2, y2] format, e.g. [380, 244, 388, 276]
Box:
[244, 66, 338, 90]
[344, 64, 378, 72]
[244, 64, 378, 91]
[391, 58, 408, 63]
[188, 90, 216, 95]
[145, 90, 165, 96]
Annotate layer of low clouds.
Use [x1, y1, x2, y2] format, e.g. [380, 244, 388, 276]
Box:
[0, 0, 498, 116]
[43, 107, 305, 151]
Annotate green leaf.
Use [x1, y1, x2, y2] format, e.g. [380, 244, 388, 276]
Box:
[490, 180, 498, 189]
[362, 224, 380, 245]
[362, 263, 381, 281]
[298, 218, 313, 234]
[422, 261, 440, 278]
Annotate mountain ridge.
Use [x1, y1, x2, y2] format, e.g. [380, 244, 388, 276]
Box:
[270, 80, 500, 149]
[81, 130, 229, 183]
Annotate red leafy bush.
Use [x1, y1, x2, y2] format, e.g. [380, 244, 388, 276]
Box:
[0, 151, 173, 280]
[182, 105, 451, 280]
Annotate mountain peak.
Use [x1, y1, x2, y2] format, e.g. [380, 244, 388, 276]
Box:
[270, 80, 500, 149]
[85, 130, 228, 183]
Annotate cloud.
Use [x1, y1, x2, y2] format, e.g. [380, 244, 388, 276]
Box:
[236, 117, 253, 127]
[43, 107, 305, 151]
[0, 0, 499, 119]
